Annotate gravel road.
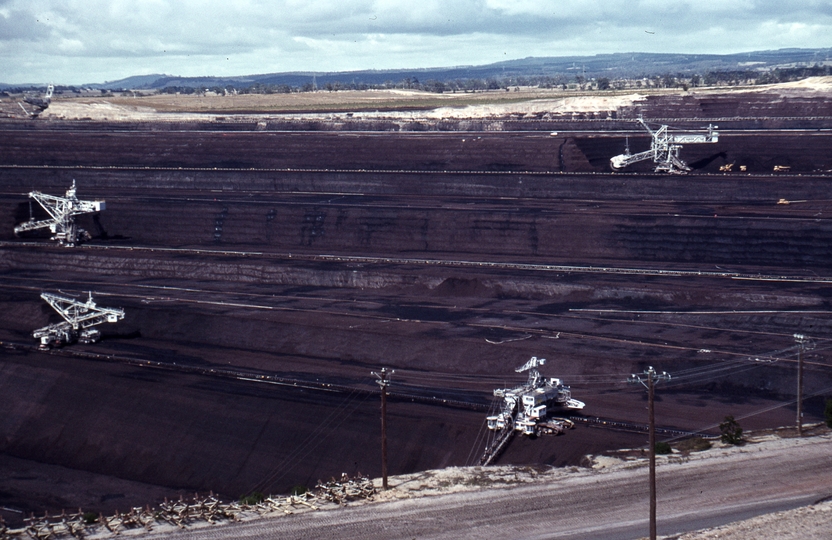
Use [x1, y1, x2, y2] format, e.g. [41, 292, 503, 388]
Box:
[140, 434, 832, 539]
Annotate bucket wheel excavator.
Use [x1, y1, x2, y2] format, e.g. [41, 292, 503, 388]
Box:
[33, 292, 125, 349]
[610, 118, 719, 174]
[19, 84, 53, 117]
[14, 180, 105, 246]
[480, 356, 584, 465]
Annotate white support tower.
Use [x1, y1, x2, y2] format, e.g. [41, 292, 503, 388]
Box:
[33, 291, 125, 349]
[610, 118, 718, 174]
[14, 180, 105, 246]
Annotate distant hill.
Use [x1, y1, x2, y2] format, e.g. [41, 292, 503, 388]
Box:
[3, 48, 831, 91]
[96, 48, 832, 91]
[97, 74, 173, 90]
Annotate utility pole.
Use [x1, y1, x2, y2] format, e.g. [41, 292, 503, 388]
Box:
[794, 334, 809, 436]
[372, 367, 394, 489]
[629, 366, 671, 540]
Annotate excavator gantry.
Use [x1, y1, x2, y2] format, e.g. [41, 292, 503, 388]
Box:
[14, 180, 105, 246]
[610, 118, 719, 174]
[33, 291, 125, 349]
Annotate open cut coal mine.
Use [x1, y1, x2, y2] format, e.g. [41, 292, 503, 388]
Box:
[1, 89, 831, 521]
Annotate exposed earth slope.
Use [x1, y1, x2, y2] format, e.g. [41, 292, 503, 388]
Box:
[1, 80, 831, 527]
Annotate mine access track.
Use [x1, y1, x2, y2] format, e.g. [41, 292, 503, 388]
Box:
[2, 163, 832, 179]
[10, 241, 828, 284]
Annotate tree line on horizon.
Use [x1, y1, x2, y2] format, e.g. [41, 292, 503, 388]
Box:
[4, 64, 831, 97]
[153, 63, 832, 95]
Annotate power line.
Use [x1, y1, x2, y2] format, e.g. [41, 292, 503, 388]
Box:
[249, 380, 374, 494]
[662, 382, 832, 444]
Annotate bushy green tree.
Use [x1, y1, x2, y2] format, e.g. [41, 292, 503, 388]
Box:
[719, 415, 743, 445]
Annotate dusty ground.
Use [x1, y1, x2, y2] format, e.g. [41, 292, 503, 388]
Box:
[45, 86, 647, 116]
[677, 500, 832, 539]
[118, 429, 832, 539]
[35, 93, 643, 122]
[25, 75, 831, 118]
[38, 91, 648, 121]
[7, 430, 825, 538]
[1, 80, 831, 528]
[379, 431, 832, 540]
[11, 75, 827, 122]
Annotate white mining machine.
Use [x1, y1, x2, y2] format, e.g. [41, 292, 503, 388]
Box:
[480, 356, 584, 465]
[610, 117, 719, 174]
[19, 84, 53, 117]
[14, 180, 105, 246]
[33, 292, 125, 349]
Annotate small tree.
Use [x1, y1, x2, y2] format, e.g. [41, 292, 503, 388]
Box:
[240, 491, 265, 505]
[719, 415, 743, 445]
[655, 441, 672, 455]
[824, 398, 832, 428]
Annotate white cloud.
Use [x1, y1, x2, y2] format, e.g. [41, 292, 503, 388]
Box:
[0, 0, 829, 84]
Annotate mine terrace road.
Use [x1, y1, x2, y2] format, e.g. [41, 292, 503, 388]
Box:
[147, 435, 832, 540]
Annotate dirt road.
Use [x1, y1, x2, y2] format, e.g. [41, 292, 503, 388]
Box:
[140, 434, 832, 540]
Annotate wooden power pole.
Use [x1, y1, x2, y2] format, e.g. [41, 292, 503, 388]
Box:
[629, 366, 671, 540]
[794, 334, 809, 436]
[372, 367, 394, 489]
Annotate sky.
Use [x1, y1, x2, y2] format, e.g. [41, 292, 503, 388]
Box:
[1, 0, 831, 85]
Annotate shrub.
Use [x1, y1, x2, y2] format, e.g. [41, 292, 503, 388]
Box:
[655, 441, 672, 455]
[240, 492, 265, 505]
[719, 415, 743, 445]
[676, 437, 712, 453]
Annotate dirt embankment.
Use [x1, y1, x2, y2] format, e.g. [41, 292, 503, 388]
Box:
[0, 76, 822, 125]
[122, 430, 832, 539]
[374, 430, 832, 540]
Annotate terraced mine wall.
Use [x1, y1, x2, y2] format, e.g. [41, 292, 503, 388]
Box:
[1, 103, 831, 519]
[2, 168, 832, 268]
[4, 120, 832, 175]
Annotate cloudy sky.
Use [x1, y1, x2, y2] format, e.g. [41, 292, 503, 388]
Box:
[1, 0, 830, 85]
